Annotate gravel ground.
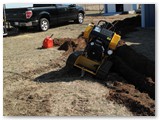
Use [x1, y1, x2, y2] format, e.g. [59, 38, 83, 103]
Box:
[3, 14, 154, 116]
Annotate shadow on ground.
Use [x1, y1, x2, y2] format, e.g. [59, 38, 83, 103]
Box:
[34, 66, 106, 85]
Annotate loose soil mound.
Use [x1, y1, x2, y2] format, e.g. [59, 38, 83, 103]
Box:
[113, 15, 141, 38]
[106, 80, 155, 116]
[55, 37, 87, 54]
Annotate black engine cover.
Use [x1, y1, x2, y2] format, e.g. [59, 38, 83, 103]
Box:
[86, 39, 104, 61]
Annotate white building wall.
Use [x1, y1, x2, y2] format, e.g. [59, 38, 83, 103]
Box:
[108, 4, 116, 12]
[123, 4, 132, 11]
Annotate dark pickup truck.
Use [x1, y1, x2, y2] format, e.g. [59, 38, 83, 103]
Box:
[5, 4, 85, 31]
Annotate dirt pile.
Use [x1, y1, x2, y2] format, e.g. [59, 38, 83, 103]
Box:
[113, 15, 141, 38]
[54, 37, 86, 54]
[111, 45, 155, 99]
[106, 80, 155, 116]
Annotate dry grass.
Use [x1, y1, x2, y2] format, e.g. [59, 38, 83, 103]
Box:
[3, 14, 154, 116]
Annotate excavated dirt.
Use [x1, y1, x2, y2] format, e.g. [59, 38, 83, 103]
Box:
[106, 79, 155, 116]
[113, 15, 141, 38]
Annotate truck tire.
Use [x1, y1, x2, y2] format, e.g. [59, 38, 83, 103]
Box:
[75, 13, 84, 24]
[39, 18, 49, 31]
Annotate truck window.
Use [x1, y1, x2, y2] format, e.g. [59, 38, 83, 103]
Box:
[56, 4, 63, 6]
[33, 4, 55, 7]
